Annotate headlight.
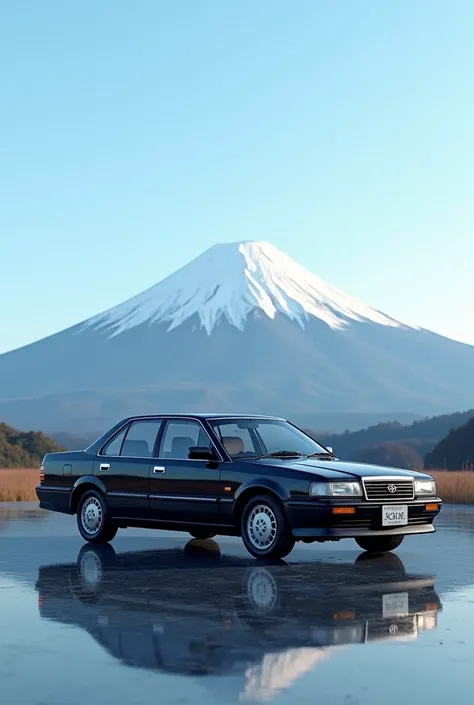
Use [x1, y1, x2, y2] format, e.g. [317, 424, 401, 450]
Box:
[414, 479, 436, 496]
[310, 481, 362, 497]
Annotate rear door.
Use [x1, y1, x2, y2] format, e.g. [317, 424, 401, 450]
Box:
[148, 418, 222, 526]
[94, 418, 163, 518]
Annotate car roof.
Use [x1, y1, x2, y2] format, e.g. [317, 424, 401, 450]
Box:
[200, 413, 284, 420]
[127, 413, 285, 421]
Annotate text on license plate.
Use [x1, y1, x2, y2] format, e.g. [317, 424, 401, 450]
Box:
[382, 504, 408, 526]
[383, 592, 409, 618]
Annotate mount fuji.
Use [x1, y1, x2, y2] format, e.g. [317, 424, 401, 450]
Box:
[1, 240, 473, 432]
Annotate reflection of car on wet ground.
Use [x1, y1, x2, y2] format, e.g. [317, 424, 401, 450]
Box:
[37, 413, 441, 559]
[35, 541, 441, 685]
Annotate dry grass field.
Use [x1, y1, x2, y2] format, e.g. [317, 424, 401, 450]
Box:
[1, 468, 474, 504]
[0, 468, 39, 502]
[430, 471, 474, 504]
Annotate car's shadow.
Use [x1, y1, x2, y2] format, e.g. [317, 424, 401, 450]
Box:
[35, 540, 441, 686]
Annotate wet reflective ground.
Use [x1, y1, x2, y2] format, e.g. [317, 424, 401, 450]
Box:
[1, 505, 474, 704]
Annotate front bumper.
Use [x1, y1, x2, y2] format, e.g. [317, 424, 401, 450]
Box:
[286, 498, 442, 539]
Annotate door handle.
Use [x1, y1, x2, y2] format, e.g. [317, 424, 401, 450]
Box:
[153, 466, 166, 474]
[100, 463, 110, 471]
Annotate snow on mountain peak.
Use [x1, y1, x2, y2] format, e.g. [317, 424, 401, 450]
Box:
[83, 240, 408, 336]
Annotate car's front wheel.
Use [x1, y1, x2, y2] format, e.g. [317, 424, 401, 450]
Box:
[355, 535, 404, 553]
[241, 495, 295, 560]
[77, 489, 118, 544]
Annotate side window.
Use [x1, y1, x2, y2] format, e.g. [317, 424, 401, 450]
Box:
[121, 420, 163, 458]
[102, 426, 128, 456]
[254, 423, 287, 454]
[213, 423, 255, 456]
[160, 420, 211, 459]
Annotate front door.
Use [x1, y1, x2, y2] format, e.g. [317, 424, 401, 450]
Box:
[94, 418, 163, 518]
[148, 418, 222, 527]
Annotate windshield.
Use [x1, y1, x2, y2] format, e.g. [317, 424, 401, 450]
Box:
[209, 418, 331, 459]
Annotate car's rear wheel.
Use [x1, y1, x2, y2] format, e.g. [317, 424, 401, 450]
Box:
[188, 530, 217, 540]
[77, 489, 118, 544]
[241, 494, 295, 560]
[355, 535, 404, 553]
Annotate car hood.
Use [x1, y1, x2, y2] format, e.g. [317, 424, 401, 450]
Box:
[256, 457, 428, 480]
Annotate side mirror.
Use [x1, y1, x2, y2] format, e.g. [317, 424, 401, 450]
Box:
[326, 446, 333, 454]
[188, 446, 215, 461]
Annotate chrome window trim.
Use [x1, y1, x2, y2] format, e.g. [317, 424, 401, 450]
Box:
[362, 476, 415, 502]
[98, 415, 225, 462]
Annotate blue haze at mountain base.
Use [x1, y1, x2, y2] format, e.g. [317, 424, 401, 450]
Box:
[0, 313, 473, 432]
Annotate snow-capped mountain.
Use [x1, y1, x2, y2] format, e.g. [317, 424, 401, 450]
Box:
[83, 241, 404, 336]
[1, 240, 473, 432]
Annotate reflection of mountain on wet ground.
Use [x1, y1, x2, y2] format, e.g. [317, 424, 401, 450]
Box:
[35, 540, 441, 698]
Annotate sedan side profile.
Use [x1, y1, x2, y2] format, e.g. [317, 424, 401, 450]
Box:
[36, 413, 442, 559]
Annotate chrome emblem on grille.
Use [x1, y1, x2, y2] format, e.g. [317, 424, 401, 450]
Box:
[387, 484, 397, 494]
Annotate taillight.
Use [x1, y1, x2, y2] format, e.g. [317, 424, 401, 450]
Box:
[40, 465, 45, 484]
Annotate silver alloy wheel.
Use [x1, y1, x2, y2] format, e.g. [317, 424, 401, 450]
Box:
[81, 497, 103, 536]
[247, 504, 277, 550]
[79, 551, 102, 586]
[246, 567, 278, 612]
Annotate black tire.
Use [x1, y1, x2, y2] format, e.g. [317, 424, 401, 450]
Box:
[184, 539, 221, 562]
[355, 535, 405, 553]
[354, 551, 405, 574]
[241, 494, 295, 560]
[76, 489, 118, 544]
[188, 530, 217, 540]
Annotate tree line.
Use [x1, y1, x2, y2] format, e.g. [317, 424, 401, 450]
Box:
[0, 423, 64, 468]
[306, 408, 474, 470]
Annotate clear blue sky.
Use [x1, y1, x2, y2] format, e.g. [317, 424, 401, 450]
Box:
[1, 0, 474, 353]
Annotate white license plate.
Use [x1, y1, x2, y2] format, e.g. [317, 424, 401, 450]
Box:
[382, 504, 408, 526]
[383, 592, 409, 618]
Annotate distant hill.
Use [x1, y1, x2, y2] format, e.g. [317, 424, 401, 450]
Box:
[308, 409, 474, 461]
[425, 418, 474, 470]
[19, 408, 474, 458]
[51, 431, 98, 451]
[32, 413, 422, 451]
[354, 443, 423, 470]
[0, 423, 64, 468]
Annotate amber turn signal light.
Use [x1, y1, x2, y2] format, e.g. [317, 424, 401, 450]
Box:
[425, 503, 439, 511]
[333, 610, 356, 621]
[332, 506, 356, 515]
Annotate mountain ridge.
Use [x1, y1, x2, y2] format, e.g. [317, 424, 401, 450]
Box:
[1, 240, 473, 431]
[81, 241, 409, 337]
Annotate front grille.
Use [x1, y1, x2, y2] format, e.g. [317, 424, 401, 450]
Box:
[366, 617, 416, 641]
[335, 514, 433, 530]
[363, 478, 414, 502]
[332, 518, 373, 529]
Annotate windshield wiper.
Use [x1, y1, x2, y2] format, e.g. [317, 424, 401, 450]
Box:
[260, 450, 302, 458]
[307, 452, 334, 459]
